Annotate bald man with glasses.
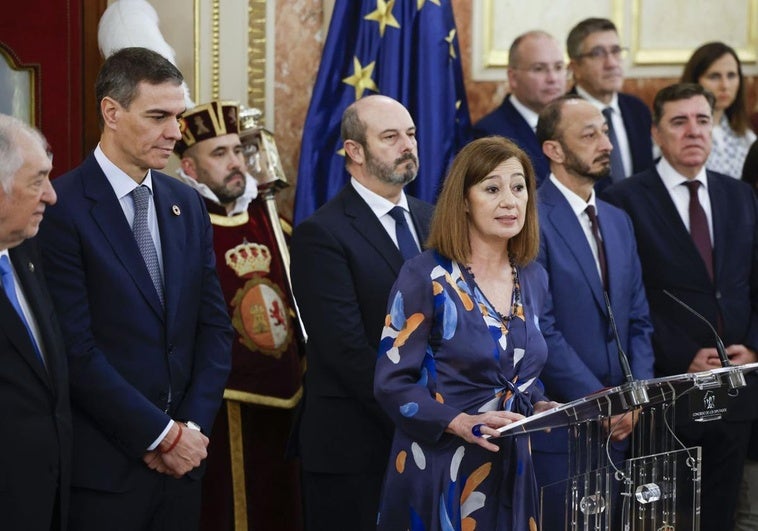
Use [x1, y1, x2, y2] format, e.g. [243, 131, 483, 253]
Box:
[473, 30, 567, 186]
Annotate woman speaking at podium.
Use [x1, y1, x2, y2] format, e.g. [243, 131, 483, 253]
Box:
[374, 137, 557, 530]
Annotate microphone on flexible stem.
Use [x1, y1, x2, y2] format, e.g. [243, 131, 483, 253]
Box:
[662, 289, 746, 389]
[604, 291, 649, 407]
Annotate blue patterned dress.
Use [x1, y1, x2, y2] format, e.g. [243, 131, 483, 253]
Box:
[374, 250, 549, 531]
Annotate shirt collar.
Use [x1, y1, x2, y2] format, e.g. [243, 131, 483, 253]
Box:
[656, 156, 708, 192]
[549, 174, 597, 216]
[510, 94, 540, 131]
[575, 86, 620, 115]
[350, 177, 410, 218]
[95, 144, 154, 200]
[176, 168, 259, 215]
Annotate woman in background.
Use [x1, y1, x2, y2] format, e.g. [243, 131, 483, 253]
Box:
[374, 137, 556, 531]
[681, 41, 756, 179]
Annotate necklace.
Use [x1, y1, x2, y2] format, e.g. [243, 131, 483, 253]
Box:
[464, 255, 522, 323]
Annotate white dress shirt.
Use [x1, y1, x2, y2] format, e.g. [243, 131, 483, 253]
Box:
[549, 174, 604, 280]
[351, 177, 421, 250]
[656, 157, 713, 244]
[576, 86, 633, 178]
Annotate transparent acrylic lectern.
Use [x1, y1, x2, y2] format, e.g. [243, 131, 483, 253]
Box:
[491, 362, 758, 530]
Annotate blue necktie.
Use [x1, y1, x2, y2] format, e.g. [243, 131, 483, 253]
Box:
[388, 206, 420, 260]
[0, 255, 45, 365]
[131, 186, 165, 306]
[602, 107, 626, 181]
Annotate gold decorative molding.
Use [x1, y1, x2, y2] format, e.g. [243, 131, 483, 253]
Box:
[212, 0, 221, 100]
[248, 0, 267, 122]
[631, 0, 758, 65]
[481, 0, 624, 68]
[193, 0, 200, 101]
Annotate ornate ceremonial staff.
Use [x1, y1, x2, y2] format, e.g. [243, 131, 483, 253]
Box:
[239, 107, 308, 343]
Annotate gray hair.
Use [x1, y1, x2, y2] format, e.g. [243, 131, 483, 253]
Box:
[0, 114, 48, 193]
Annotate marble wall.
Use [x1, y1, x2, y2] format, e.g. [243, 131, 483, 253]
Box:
[262, 0, 757, 219]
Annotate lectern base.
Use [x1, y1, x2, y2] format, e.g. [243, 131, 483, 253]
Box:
[540, 447, 701, 530]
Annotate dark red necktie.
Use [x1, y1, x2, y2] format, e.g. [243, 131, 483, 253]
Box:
[585, 205, 608, 290]
[684, 180, 713, 280]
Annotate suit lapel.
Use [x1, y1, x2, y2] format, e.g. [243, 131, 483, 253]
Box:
[82, 156, 165, 319]
[707, 171, 729, 282]
[153, 175, 185, 331]
[541, 181, 606, 311]
[642, 169, 713, 282]
[408, 196, 432, 244]
[3, 244, 53, 387]
[342, 186, 405, 276]
[596, 202, 625, 307]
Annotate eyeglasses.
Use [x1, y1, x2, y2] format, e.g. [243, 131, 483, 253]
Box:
[575, 46, 628, 61]
[513, 63, 566, 76]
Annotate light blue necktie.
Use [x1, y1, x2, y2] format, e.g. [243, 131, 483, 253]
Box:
[0, 254, 45, 365]
[388, 206, 420, 260]
[131, 186, 165, 307]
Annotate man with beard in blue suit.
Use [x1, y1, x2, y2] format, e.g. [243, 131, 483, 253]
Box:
[531, 94, 654, 531]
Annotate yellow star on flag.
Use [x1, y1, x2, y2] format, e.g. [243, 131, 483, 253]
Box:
[364, 0, 401, 37]
[417, 0, 441, 9]
[342, 57, 379, 100]
[445, 28, 457, 59]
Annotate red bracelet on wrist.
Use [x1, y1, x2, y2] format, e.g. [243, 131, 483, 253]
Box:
[160, 424, 183, 454]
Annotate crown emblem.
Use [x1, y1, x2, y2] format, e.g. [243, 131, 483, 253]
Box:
[225, 242, 272, 278]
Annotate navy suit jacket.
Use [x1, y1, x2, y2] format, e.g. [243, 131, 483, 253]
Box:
[569, 88, 654, 190]
[291, 184, 434, 474]
[38, 154, 233, 492]
[0, 239, 72, 530]
[603, 168, 758, 421]
[472, 95, 550, 186]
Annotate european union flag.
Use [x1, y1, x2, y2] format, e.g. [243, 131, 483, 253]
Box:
[293, 0, 471, 224]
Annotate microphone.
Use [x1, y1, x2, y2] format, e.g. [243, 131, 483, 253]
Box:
[662, 289, 746, 389]
[604, 291, 649, 406]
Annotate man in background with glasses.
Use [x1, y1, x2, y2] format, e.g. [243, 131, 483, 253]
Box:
[473, 30, 567, 186]
[568, 18, 654, 190]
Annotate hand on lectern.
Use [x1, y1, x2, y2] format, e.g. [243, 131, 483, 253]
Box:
[533, 400, 560, 414]
[445, 411, 524, 452]
[605, 409, 639, 442]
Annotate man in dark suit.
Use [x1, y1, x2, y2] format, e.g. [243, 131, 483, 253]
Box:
[37, 48, 233, 531]
[567, 18, 654, 190]
[0, 114, 71, 531]
[530, 95, 654, 530]
[291, 95, 434, 531]
[473, 30, 567, 186]
[603, 83, 758, 530]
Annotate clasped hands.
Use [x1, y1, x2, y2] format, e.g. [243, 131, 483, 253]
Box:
[688, 344, 758, 373]
[143, 421, 209, 478]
